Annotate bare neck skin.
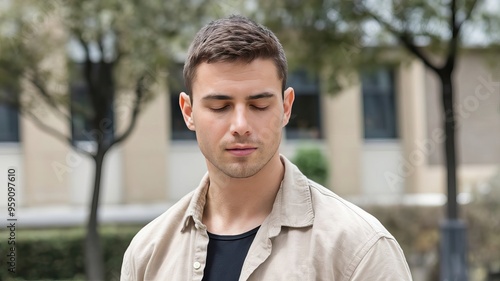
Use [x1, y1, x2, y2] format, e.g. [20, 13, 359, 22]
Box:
[202, 153, 284, 235]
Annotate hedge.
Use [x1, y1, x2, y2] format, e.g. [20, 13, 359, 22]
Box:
[291, 145, 329, 186]
[0, 225, 143, 281]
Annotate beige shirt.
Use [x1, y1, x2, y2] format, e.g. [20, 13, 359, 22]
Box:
[121, 156, 412, 281]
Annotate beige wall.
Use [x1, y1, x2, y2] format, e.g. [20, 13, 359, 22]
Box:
[423, 51, 500, 195]
[19, 23, 72, 206]
[121, 81, 169, 204]
[324, 61, 425, 201]
[322, 54, 499, 199]
[10, 80, 170, 208]
[397, 60, 428, 194]
[425, 51, 500, 166]
[69, 145, 123, 206]
[323, 77, 363, 196]
[20, 108, 72, 206]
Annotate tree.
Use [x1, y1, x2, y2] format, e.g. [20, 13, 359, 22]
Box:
[0, 0, 214, 279]
[258, 0, 499, 280]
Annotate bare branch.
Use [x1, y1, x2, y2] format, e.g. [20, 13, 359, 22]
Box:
[76, 34, 95, 95]
[19, 108, 93, 158]
[77, 33, 91, 64]
[360, 4, 441, 73]
[399, 32, 441, 73]
[26, 71, 72, 122]
[451, 0, 458, 36]
[444, 0, 481, 71]
[446, 0, 482, 72]
[97, 33, 105, 63]
[457, 0, 481, 33]
[444, 0, 460, 71]
[110, 76, 145, 146]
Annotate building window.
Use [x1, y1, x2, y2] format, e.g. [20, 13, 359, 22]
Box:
[286, 69, 322, 139]
[70, 63, 114, 142]
[0, 103, 19, 142]
[0, 89, 20, 142]
[169, 63, 196, 140]
[361, 67, 397, 139]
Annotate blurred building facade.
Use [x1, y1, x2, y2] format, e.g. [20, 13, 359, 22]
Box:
[0, 50, 499, 209]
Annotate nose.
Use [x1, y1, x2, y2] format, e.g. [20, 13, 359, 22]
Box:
[230, 106, 251, 136]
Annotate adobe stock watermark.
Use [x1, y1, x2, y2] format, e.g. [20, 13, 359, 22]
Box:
[51, 116, 114, 182]
[340, 41, 361, 63]
[384, 74, 500, 191]
[6, 167, 18, 274]
[52, 149, 85, 182]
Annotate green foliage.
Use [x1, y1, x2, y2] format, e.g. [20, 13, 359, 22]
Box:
[0, 2, 255, 279]
[256, 0, 367, 94]
[256, 0, 500, 93]
[292, 145, 329, 186]
[0, 0, 214, 109]
[0, 225, 142, 281]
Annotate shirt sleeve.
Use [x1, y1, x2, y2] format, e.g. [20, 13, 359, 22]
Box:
[120, 246, 134, 281]
[349, 236, 413, 281]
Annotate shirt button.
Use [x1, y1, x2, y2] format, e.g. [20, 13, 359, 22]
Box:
[193, 261, 201, 270]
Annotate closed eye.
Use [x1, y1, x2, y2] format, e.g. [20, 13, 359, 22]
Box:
[251, 105, 269, 111]
[210, 105, 229, 112]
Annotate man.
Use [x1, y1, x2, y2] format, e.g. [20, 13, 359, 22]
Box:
[121, 15, 412, 281]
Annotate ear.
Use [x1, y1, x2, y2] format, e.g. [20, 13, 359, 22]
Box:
[179, 92, 195, 131]
[282, 87, 295, 127]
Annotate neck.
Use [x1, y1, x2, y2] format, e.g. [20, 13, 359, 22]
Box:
[203, 154, 284, 235]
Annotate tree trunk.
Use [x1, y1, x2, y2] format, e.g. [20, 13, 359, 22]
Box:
[85, 149, 106, 281]
[438, 70, 458, 220]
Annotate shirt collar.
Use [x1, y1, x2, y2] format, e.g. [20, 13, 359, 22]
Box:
[266, 156, 314, 235]
[181, 155, 315, 232]
[181, 173, 209, 232]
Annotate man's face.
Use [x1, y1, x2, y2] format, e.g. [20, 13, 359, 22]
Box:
[180, 58, 294, 178]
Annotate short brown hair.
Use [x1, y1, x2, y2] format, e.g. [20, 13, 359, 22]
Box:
[183, 15, 287, 101]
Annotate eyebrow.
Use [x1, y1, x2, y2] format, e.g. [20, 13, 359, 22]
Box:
[201, 92, 275, 101]
[247, 92, 275, 100]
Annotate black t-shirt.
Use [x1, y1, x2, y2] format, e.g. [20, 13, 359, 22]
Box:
[202, 226, 260, 281]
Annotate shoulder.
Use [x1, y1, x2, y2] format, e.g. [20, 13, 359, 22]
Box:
[277, 156, 410, 279]
[308, 179, 391, 237]
[121, 191, 195, 279]
[281, 155, 390, 238]
[307, 181, 411, 280]
[135, 190, 194, 241]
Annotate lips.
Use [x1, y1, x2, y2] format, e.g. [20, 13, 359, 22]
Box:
[226, 146, 257, 156]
